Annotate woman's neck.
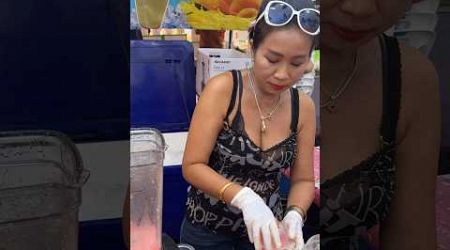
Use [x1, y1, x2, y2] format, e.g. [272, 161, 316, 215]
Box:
[321, 38, 379, 92]
[321, 46, 359, 92]
[245, 70, 286, 110]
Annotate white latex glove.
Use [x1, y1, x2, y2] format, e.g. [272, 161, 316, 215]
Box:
[231, 187, 281, 250]
[282, 210, 305, 250]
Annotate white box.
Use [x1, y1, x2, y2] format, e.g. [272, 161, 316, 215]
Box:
[196, 48, 252, 95]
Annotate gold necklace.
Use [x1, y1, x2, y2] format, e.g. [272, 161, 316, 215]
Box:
[248, 68, 282, 133]
[320, 50, 359, 113]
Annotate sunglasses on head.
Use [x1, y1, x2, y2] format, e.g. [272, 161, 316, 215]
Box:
[254, 0, 320, 36]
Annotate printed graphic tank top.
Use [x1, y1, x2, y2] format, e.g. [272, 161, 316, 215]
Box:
[185, 70, 300, 238]
[320, 35, 402, 249]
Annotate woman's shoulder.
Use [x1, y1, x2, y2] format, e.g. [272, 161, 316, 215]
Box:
[297, 90, 315, 114]
[396, 43, 440, 140]
[200, 71, 235, 97]
[399, 44, 439, 107]
[296, 89, 316, 130]
[399, 44, 438, 88]
[197, 71, 236, 117]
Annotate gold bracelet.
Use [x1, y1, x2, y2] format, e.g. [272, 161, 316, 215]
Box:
[286, 205, 307, 224]
[218, 182, 234, 201]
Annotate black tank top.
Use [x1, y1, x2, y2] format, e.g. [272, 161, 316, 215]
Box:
[185, 70, 300, 238]
[320, 34, 402, 249]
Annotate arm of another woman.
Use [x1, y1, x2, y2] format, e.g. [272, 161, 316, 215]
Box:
[380, 45, 441, 249]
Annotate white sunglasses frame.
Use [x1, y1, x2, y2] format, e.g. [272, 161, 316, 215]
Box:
[254, 0, 320, 36]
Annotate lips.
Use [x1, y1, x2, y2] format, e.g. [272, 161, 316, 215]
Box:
[328, 23, 374, 42]
[269, 83, 285, 91]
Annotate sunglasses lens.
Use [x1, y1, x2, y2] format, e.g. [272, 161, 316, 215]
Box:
[267, 2, 293, 25]
[299, 10, 320, 34]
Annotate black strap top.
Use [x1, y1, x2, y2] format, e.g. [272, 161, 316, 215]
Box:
[226, 70, 300, 144]
[185, 70, 300, 238]
[320, 34, 402, 249]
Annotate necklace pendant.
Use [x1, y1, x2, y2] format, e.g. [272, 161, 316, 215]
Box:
[327, 97, 337, 113]
[327, 104, 336, 113]
[261, 120, 267, 133]
[327, 103, 336, 113]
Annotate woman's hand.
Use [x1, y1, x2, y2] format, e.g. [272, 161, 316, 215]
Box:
[231, 187, 281, 250]
[282, 210, 305, 249]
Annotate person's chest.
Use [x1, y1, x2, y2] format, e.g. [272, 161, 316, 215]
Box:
[320, 65, 384, 182]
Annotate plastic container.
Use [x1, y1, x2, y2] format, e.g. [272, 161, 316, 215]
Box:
[304, 234, 320, 250]
[130, 128, 166, 250]
[261, 229, 319, 250]
[0, 130, 89, 250]
[130, 40, 196, 132]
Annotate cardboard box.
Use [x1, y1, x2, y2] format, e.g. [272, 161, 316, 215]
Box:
[196, 48, 252, 95]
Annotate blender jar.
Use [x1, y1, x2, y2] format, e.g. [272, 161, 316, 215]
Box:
[0, 130, 89, 250]
[130, 128, 165, 250]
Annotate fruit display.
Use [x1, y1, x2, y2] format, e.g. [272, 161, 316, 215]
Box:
[179, 0, 262, 30]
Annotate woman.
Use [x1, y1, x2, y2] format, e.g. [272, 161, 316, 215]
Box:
[320, 0, 441, 249]
[180, 0, 319, 249]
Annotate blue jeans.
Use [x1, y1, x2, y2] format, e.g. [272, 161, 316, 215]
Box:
[179, 218, 255, 250]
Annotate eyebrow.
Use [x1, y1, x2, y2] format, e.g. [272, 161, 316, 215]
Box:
[267, 49, 308, 59]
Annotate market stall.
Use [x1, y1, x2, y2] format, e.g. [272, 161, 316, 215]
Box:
[130, 1, 321, 249]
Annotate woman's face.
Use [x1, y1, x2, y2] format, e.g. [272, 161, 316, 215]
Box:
[321, 0, 411, 51]
[253, 28, 313, 95]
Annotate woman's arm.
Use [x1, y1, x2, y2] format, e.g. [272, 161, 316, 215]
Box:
[182, 72, 243, 203]
[287, 91, 316, 214]
[380, 46, 441, 249]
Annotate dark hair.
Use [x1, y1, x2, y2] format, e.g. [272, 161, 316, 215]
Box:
[249, 0, 318, 53]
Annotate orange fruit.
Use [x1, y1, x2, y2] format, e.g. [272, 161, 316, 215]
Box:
[229, 0, 261, 15]
[219, 0, 232, 14]
[237, 8, 258, 18]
